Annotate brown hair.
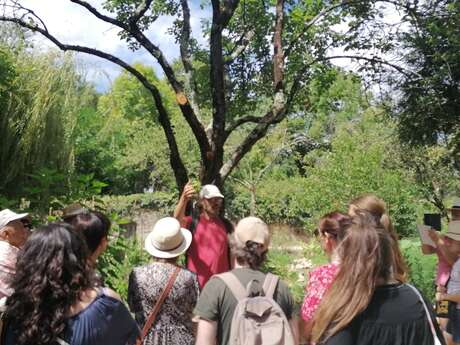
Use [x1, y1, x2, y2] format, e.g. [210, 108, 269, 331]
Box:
[349, 194, 407, 282]
[229, 235, 267, 269]
[311, 211, 394, 343]
[318, 211, 352, 242]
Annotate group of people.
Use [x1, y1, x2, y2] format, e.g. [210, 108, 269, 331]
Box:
[0, 183, 455, 345]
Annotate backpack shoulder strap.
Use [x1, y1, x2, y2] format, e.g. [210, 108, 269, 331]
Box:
[216, 272, 247, 301]
[262, 273, 279, 299]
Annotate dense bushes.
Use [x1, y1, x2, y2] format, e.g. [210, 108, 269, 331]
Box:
[401, 238, 437, 300]
[229, 111, 425, 238]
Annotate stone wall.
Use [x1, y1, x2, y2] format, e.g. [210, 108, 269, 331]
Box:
[119, 210, 161, 242]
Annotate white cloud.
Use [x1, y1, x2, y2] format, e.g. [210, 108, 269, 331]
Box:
[17, 0, 209, 91]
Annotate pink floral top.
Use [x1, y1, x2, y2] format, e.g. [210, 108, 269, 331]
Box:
[300, 262, 340, 322]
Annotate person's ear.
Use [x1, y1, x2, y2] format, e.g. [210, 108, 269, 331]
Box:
[98, 236, 109, 253]
[0, 228, 11, 241]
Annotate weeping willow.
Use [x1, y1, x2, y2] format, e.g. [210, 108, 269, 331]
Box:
[0, 46, 93, 195]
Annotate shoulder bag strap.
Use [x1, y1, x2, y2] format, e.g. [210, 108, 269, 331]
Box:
[216, 272, 247, 301]
[262, 273, 279, 299]
[405, 283, 442, 345]
[136, 266, 181, 345]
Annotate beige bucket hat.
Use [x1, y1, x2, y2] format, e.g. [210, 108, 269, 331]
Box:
[144, 217, 192, 259]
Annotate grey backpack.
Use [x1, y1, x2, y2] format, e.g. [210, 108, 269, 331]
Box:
[217, 272, 295, 345]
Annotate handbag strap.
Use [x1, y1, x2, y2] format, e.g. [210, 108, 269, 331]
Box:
[137, 266, 181, 344]
[405, 283, 439, 343]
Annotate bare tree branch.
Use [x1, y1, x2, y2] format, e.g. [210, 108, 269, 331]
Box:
[220, 0, 287, 180]
[225, 116, 266, 138]
[313, 54, 419, 78]
[284, 1, 349, 58]
[206, 0, 233, 184]
[70, 0, 127, 28]
[221, 0, 240, 27]
[220, 100, 287, 181]
[67, 0, 211, 168]
[3, 1, 49, 31]
[179, 0, 201, 119]
[273, 0, 284, 91]
[0, 14, 190, 189]
[129, 0, 154, 24]
[224, 29, 255, 64]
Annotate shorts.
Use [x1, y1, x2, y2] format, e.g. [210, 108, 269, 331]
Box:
[447, 302, 460, 342]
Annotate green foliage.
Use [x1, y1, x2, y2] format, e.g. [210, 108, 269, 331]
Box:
[100, 191, 177, 217]
[262, 249, 305, 307]
[75, 64, 199, 194]
[98, 215, 150, 300]
[400, 238, 437, 300]
[398, 144, 460, 218]
[229, 110, 423, 236]
[396, 1, 460, 155]
[0, 45, 95, 196]
[0, 167, 108, 220]
[261, 227, 325, 309]
[297, 110, 422, 237]
[227, 73, 423, 237]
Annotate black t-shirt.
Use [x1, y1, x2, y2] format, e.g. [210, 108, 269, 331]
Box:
[324, 284, 445, 345]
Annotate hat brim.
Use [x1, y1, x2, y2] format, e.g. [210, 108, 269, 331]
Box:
[446, 233, 460, 241]
[8, 213, 29, 224]
[203, 193, 224, 199]
[144, 228, 192, 259]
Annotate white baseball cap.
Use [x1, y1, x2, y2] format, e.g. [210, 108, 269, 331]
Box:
[199, 184, 224, 199]
[0, 209, 29, 230]
[144, 217, 192, 259]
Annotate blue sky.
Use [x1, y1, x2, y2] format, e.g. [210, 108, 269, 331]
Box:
[21, 0, 209, 92]
[18, 1, 401, 93]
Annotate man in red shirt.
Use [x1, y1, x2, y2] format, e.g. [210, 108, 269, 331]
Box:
[174, 182, 232, 288]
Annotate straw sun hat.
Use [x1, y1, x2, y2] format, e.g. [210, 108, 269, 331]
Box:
[144, 217, 192, 259]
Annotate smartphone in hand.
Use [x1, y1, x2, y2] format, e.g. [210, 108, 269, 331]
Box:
[424, 213, 441, 231]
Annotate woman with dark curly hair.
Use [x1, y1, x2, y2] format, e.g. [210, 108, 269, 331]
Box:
[2, 222, 139, 345]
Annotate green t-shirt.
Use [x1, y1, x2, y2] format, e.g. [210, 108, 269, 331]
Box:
[193, 267, 294, 345]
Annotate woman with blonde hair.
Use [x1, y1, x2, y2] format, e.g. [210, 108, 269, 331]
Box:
[312, 211, 444, 345]
[348, 193, 408, 282]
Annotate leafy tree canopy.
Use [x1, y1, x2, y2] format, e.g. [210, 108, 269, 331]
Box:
[0, 0, 430, 190]
[395, 1, 460, 157]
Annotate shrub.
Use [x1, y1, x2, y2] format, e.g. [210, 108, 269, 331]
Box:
[98, 217, 150, 300]
[99, 191, 177, 217]
[400, 238, 437, 300]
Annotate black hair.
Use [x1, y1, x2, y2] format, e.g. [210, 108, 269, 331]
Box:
[66, 211, 110, 253]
